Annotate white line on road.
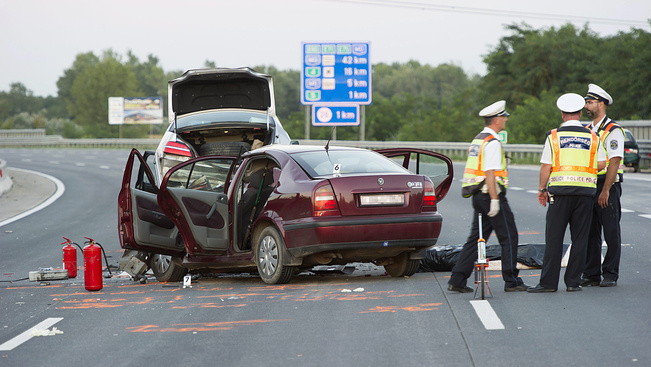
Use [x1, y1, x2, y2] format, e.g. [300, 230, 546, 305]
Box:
[470, 300, 505, 330]
[640, 214, 651, 220]
[0, 168, 65, 228]
[0, 317, 63, 351]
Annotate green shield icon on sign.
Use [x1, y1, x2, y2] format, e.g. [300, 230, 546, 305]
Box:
[305, 91, 321, 101]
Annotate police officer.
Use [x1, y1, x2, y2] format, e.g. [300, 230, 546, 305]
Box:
[581, 84, 624, 287]
[448, 100, 527, 293]
[528, 93, 606, 293]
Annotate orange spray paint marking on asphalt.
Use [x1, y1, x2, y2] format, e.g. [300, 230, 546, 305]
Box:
[126, 319, 291, 333]
[360, 303, 443, 313]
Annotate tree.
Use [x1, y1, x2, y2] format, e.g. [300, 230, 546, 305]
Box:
[66, 50, 140, 137]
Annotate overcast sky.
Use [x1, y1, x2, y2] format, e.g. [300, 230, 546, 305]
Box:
[1, 0, 649, 97]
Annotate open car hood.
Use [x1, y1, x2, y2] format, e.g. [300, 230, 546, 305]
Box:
[168, 67, 275, 119]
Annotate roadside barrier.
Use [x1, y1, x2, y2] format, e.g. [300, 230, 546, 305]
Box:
[0, 131, 648, 168]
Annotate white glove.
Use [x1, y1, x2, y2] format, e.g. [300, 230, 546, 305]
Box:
[488, 199, 500, 217]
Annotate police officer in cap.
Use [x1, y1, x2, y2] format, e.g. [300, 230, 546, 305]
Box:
[528, 93, 606, 293]
[581, 84, 624, 287]
[448, 100, 528, 293]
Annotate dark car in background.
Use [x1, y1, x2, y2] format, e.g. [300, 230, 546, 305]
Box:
[624, 129, 640, 172]
[118, 145, 453, 284]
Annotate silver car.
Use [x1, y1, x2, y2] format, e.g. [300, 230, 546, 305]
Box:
[153, 67, 291, 184]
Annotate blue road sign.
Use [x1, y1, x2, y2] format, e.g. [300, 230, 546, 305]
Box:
[301, 41, 371, 105]
[312, 104, 360, 126]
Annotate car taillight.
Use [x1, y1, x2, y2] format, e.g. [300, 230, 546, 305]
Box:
[163, 141, 192, 157]
[423, 179, 436, 210]
[625, 148, 638, 154]
[313, 184, 340, 217]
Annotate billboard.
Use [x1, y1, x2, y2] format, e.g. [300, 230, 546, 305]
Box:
[108, 97, 164, 125]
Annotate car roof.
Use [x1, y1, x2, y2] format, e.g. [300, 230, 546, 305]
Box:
[253, 144, 367, 155]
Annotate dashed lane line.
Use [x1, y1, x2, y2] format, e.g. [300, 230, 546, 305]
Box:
[0, 317, 63, 351]
[470, 300, 505, 330]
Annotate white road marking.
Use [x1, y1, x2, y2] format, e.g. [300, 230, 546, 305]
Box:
[0, 317, 63, 351]
[509, 187, 524, 190]
[640, 214, 651, 220]
[0, 168, 65, 228]
[621, 209, 633, 213]
[526, 190, 538, 194]
[75, 162, 86, 166]
[99, 165, 110, 170]
[470, 300, 505, 330]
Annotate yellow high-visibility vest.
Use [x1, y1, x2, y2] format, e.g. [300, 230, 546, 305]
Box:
[462, 133, 508, 198]
[593, 119, 624, 178]
[548, 126, 599, 196]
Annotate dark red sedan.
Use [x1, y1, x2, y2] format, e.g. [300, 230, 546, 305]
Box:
[118, 144, 453, 284]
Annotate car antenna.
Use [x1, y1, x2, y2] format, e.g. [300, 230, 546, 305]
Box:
[325, 126, 336, 153]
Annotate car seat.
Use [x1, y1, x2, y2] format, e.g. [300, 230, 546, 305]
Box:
[238, 168, 274, 249]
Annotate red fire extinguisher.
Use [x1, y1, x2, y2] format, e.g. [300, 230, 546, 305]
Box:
[83, 237, 109, 291]
[61, 237, 81, 278]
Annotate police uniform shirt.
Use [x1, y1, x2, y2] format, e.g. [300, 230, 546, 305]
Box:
[540, 120, 607, 164]
[589, 116, 624, 159]
[480, 127, 504, 171]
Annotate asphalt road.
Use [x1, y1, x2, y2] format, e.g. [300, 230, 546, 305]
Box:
[1, 148, 650, 367]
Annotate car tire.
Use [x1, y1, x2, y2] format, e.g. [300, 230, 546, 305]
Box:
[198, 142, 251, 156]
[384, 252, 420, 277]
[633, 162, 639, 172]
[149, 254, 188, 282]
[254, 226, 294, 284]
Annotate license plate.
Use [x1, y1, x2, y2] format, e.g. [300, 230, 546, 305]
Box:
[359, 193, 405, 206]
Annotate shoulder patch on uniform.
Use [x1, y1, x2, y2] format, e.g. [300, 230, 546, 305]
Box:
[610, 140, 618, 150]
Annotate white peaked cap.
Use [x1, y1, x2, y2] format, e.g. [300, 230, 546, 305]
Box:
[557, 93, 585, 113]
[585, 83, 613, 105]
[479, 100, 509, 117]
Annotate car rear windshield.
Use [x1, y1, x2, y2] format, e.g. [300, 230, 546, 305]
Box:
[291, 150, 409, 178]
[175, 111, 270, 131]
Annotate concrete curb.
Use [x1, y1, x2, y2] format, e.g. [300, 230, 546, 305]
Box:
[0, 159, 13, 197]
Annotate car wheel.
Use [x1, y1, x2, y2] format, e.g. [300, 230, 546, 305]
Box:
[384, 252, 420, 277]
[198, 142, 251, 156]
[149, 254, 188, 282]
[633, 162, 639, 172]
[254, 226, 294, 284]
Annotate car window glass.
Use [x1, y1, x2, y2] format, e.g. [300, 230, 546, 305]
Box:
[415, 154, 450, 188]
[167, 158, 234, 192]
[388, 154, 450, 187]
[176, 111, 271, 130]
[292, 150, 407, 178]
[625, 131, 635, 142]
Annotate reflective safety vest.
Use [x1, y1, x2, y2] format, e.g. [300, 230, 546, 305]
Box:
[547, 126, 599, 197]
[589, 118, 624, 179]
[461, 133, 508, 198]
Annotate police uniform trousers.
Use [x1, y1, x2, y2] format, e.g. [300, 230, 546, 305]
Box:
[539, 194, 593, 289]
[448, 192, 523, 288]
[583, 180, 622, 282]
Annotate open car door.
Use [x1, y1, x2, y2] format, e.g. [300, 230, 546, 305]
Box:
[376, 148, 454, 203]
[157, 156, 237, 255]
[118, 149, 183, 257]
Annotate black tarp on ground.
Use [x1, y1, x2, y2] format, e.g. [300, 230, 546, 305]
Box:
[419, 243, 570, 272]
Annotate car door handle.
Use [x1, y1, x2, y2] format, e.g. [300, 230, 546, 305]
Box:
[206, 194, 227, 219]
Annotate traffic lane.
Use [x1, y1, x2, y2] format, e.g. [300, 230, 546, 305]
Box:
[1, 272, 476, 367]
[437, 163, 547, 247]
[0, 149, 128, 278]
